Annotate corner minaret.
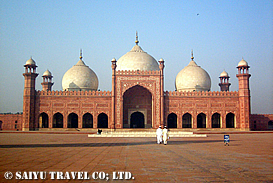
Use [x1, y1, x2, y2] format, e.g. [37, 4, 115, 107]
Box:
[41, 69, 54, 91]
[236, 58, 251, 130]
[158, 58, 165, 127]
[219, 70, 231, 91]
[23, 57, 39, 131]
[111, 58, 117, 129]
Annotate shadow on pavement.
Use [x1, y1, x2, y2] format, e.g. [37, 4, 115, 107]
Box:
[0, 140, 225, 148]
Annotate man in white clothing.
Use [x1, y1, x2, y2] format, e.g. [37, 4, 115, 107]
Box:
[156, 126, 163, 144]
[162, 126, 169, 145]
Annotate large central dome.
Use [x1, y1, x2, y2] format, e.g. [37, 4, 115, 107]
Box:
[116, 35, 159, 71]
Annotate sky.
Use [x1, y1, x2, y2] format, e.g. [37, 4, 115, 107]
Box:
[0, 0, 272, 114]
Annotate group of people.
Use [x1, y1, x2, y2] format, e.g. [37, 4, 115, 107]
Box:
[156, 126, 169, 145]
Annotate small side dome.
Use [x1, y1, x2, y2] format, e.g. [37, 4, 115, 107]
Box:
[43, 69, 52, 77]
[238, 58, 248, 67]
[220, 70, 228, 77]
[62, 53, 98, 91]
[175, 52, 211, 92]
[25, 57, 36, 65]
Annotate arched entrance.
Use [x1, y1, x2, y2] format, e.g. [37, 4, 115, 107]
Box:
[83, 113, 93, 128]
[98, 113, 108, 128]
[130, 112, 144, 128]
[167, 113, 177, 128]
[53, 113, 63, 128]
[268, 121, 273, 130]
[212, 113, 221, 128]
[68, 113, 78, 128]
[123, 85, 152, 128]
[197, 113, 206, 128]
[39, 112, 49, 128]
[182, 113, 192, 128]
[0, 121, 2, 129]
[226, 113, 235, 128]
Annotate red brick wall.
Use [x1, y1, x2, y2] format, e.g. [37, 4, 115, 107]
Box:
[250, 114, 273, 130]
[164, 91, 240, 129]
[35, 90, 112, 129]
[0, 113, 23, 130]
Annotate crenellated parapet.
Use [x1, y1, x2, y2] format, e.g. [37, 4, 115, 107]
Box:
[164, 90, 238, 97]
[37, 90, 112, 96]
[116, 70, 160, 76]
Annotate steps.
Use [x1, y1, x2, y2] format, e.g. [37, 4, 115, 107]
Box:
[88, 131, 207, 138]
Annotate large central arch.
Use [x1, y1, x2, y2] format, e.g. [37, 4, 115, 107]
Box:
[123, 85, 152, 128]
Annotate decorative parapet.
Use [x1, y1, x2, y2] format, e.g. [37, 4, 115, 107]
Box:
[37, 90, 112, 96]
[164, 91, 239, 97]
[116, 70, 160, 75]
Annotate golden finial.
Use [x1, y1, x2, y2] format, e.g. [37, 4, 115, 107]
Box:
[191, 49, 194, 60]
[80, 49, 83, 60]
[135, 31, 139, 45]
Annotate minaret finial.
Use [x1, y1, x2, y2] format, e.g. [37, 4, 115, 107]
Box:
[80, 49, 83, 60]
[135, 31, 139, 45]
[191, 49, 194, 60]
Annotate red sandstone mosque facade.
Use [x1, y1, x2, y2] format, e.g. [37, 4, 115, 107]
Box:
[1, 35, 272, 131]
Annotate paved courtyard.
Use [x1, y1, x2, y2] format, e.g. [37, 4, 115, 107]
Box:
[0, 132, 272, 182]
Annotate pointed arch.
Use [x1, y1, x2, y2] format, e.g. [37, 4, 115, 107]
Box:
[83, 113, 93, 128]
[53, 112, 63, 128]
[182, 113, 192, 128]
[197, 113, 206, 128]
[212, 113, 221, 128]
[68, 113, 78, 128]
[39, 112, 49, 128]
[226, 113, 235, 128]
[167, 113, 177, 128]
[123, 85, 152, 128]
[130, 112, 145, 128]
[98, 113, 108, 128]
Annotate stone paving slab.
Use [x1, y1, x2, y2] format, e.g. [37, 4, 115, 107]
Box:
[0, 133, 272, 182]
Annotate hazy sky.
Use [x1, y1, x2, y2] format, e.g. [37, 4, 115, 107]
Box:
[0, 0, 272, 114]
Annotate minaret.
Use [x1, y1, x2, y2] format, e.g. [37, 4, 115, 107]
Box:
[236, 58, 251, 130]
[219, 70, 231, 91]
[111, 58, 117, 129]
[23, 57, 39, 131]
[41, 69, 54, 91]
[158, 58, 165, 127]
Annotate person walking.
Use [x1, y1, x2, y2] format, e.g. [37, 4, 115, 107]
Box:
[162, 126, 169, 145]
[156, 126, 163, 144]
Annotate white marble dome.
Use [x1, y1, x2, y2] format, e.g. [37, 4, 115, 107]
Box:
[175, 59, 211, 92]
[62, 57, 98, 91]
[116, 43, 159, 71]
[238, 58, 248, 67]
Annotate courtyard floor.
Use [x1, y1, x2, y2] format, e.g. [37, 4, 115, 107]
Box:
[0, 132, 272, 182]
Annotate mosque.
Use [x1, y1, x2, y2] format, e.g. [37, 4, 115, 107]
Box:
[0, 34, 272, 131]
